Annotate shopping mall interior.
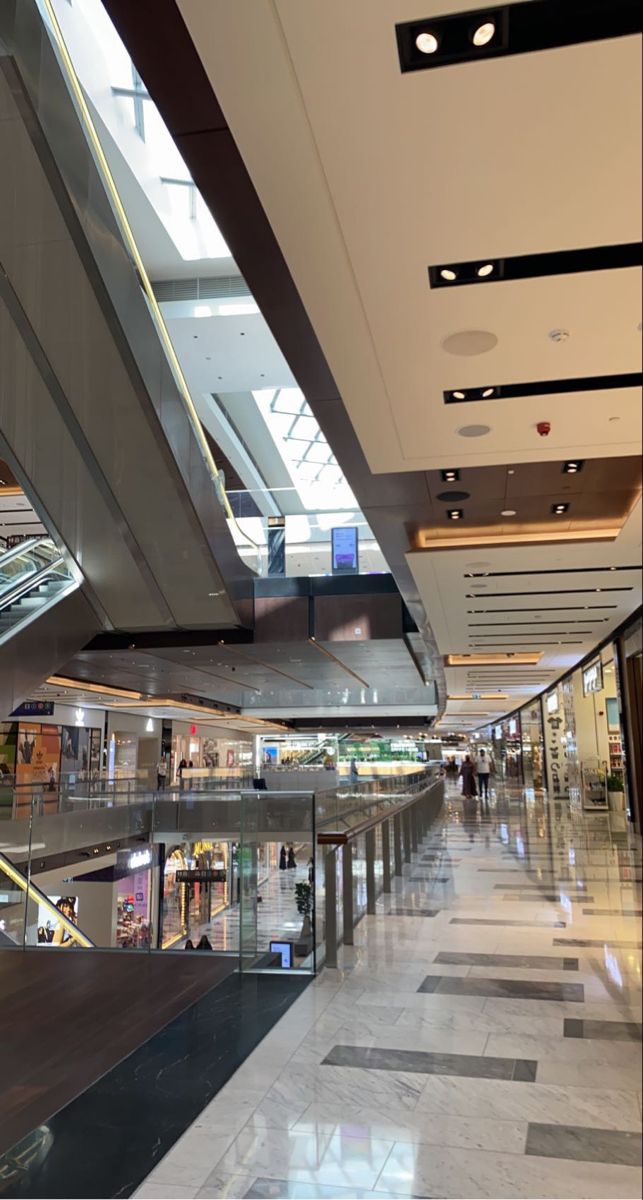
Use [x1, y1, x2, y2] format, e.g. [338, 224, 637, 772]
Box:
[0, 1, 641, 1198]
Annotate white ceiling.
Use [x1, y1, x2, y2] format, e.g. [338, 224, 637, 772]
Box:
[173, 0, 642, 730]
[407, 497, 642, 728]
[176, 0, 642, 473]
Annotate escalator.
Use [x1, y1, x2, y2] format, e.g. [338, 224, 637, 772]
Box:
[0, 0, 255, 642]
[0, 538, 97, 719]
[0, 849, 95, 949]
[0, 539, 76, 644]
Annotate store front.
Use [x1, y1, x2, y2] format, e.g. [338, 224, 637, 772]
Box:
[491, 717, 523, 784]
[519, 702, 545, 791]
[171, 721, 253, 787]
[161, 841, 230, 948]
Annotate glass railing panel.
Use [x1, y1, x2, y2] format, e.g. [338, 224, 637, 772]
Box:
[238, 790, 316, 973]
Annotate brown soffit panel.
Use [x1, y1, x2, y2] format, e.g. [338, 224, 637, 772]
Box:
[314, 595, 403, 642]
[254, 596, 309, 643]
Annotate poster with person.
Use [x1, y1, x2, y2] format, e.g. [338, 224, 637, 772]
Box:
[0, 722, 18, 781]
[15, 723, 61, 789]
[60, 726, 90, 779]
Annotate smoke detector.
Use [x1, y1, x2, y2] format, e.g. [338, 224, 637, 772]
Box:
[548, 329, 570, 343]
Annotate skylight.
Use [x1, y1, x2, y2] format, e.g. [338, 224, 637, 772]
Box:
[253, 388, 357, 511]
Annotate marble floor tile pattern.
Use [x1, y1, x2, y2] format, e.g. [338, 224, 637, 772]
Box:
[136, 784, 642, 1199]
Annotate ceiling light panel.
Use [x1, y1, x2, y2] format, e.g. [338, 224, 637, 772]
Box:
[429, 241, 641, 288]
[445, 372, 641, 404]
[398, 0, 640, 64]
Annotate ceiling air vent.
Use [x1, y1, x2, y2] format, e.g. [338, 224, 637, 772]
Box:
[152, 275, 252, 303]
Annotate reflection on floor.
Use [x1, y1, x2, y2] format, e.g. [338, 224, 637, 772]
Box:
[137, 783, 643, 1200]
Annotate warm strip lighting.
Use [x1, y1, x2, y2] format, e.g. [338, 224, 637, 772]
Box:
[417, 528, 620, 550]
[0, 852, 94, 948]
[447, 694, 508, 700]
[446, 653, 543, 666]
[47, 676, 144, 701]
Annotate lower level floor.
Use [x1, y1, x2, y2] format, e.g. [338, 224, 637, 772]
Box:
[138, 782, 643, 1200]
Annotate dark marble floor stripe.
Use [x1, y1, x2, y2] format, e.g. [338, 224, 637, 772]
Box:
[409, 876, 451, 883]
[387, 908, 440, 917]
[451, 918, 566, 928]
[526, 1123, 642, 1167]
[583, 908, 643, 917]
[0, 974, 309, 1199]
[435, 951, 578, 971]
[564, 1018, 642, 1042]
[418, 975, 585, 1002]
[554, 937, 643, 948]
[321, 1044, 537, 1082]
[504, 894, 593, 903]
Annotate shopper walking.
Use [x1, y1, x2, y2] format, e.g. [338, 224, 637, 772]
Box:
[279, 844, 287, 871]
[287, 846, 297, 870]
[477, 749, 491, 801]
[459, 755, 477, 799]
[177, 757, 188, 790]
[156, 756, 168, 791]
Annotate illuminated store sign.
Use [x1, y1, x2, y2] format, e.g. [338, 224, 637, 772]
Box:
[128, 849, 152, 871]
[546, 692, 559, 714]
[582, 660, 603, 696]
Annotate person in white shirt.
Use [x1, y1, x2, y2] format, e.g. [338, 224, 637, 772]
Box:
[156, 756, 168, 791]
[477, 749, 491, 801]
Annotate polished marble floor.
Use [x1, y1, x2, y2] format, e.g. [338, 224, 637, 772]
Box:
[136, 784, 643, 1200]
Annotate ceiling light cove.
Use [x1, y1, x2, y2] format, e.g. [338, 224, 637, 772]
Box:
[445, 372, 642, 404]
[429, 242, 642, 288]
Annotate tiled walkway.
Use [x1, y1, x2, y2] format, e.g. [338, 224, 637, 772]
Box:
[137, 785, 642, 1200]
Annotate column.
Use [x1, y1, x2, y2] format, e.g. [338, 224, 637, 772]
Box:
[403, 809, 412, 863]
[324, 847, 337, 968]
[393, 813, 403, 876]
[381, 819, 391, 893]
[342, 840, 354, 945]
[365, 828, 376, 915]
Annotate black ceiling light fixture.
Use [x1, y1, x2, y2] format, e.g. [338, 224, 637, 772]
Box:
[444, 372, 642, 404]
[440, 468, 460, 482]
[447, 509, 464, 520]
[552, 502, 570, 515]
[563, 460, 585, 474]
[396, 0, 641, 74]
[429, 242, 642, 289]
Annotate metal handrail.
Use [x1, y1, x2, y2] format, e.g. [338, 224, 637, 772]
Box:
[0, 557, 66, 612]
[0, 536, 55, 573]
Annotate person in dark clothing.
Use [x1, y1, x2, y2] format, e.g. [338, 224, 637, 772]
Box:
[459, 755, 477, 799]
[279, 845, 287, 871]
[287, 846, 297, 869]
[196, 935, 213, 951]
[184, 939, 195, 950]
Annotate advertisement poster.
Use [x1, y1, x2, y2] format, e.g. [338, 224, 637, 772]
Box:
[16, 723, 61, 788]
[37, 896, 79, 945]
[0, 723, 18, 783]
[60, 726, 90, 778]
[331, 526, 358, 574]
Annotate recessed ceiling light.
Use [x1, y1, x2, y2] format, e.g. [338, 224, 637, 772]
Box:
[501, 509, 516, 517]
[452, 391, 466, 400]
[440, 268, 457, 281]
[481, 387, 495, 398]
[472, 20, 496, 46]
[563, 460, 584, 474]
[447, 509, 463, 520]
[416, 30, 439, 53]
[477, 263, 494, 277]
[441, 468, 460, 483]
[551, 502, 569, 515]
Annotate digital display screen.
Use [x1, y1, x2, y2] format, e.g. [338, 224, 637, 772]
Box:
[270, 940, 293, 968]
[331, 527, 358, 574]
